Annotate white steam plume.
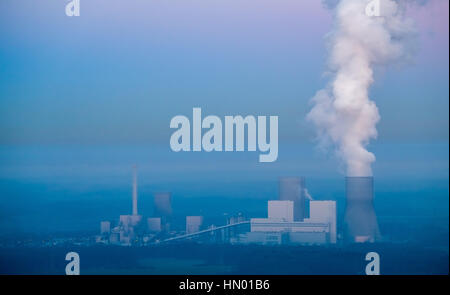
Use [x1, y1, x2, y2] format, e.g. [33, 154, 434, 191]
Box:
[307, 0, 416, 176]
[304, 188, 313, 200]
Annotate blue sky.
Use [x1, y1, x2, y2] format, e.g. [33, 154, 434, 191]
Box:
[0, 0, 448, 145]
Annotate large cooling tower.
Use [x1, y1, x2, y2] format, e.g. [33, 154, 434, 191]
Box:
[344, 177, 380, 243]
[279, 177, 306, 221]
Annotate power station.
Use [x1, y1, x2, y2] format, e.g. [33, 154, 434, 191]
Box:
[97, 168, 379, 245]
[236, 199, 336, 245]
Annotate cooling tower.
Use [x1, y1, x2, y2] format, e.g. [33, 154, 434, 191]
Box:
[344, 177, 380, 243]
[279, 177, 306, 221]
[154, 192, 173, 230]
[154, 192, 172, 216]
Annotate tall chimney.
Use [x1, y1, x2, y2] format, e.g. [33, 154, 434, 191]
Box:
[344, 177, 380, 243]
[132, 165, 138, 216]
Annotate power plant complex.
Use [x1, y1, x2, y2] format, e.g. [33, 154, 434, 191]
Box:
[234, 177, 336, 245]
[97, 168, 380, 246]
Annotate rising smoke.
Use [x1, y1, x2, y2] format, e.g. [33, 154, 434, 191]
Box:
[307, 0, 416, 176]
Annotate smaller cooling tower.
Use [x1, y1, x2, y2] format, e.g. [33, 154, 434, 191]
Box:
[154, 192, 173, 231]
[344, 177, 380, 243]
[154, 192, 172, 217]
[279, 177, 306, 221]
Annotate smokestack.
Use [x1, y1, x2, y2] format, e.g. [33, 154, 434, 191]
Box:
[279, 177, 306, 221]
[132, 165, 138, 216]
[344, 177, 380, 243]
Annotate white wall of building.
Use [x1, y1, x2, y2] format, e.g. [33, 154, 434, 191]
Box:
[251, 218, 329, 233]
[147, 217, 162, 232]
[186, 216, 203, 234]
[120, 214, 142, 229]
[308, 201, 336, 243]
[268, 200, 294, 222]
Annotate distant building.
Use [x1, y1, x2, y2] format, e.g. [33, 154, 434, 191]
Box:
[119, 215, 142, 244]
[100, 221, 111, 234]
[147, 217, 162, 233]
[186, 216, 203, 234]
[96, 167, 172, 246]
[119, 231, 132, 245]
[119, 214, 142, 229]
[227, 212, 246, 225]
[109, 231, 120, 244]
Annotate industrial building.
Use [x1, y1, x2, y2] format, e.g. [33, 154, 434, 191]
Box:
[114, 165, 143, 245]
[95, 173, 355, 246]
[308, 201, 337, 243]
[268, 200, 294, 222]
[186, 216, 204, 234]
[96, 166, 187, 245]
[236, 198, 337, 245]
[147, 217, 162, 233]
[97, 166, 148, 245]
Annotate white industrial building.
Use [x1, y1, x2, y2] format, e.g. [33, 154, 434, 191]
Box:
[147, 217, 162, 233]
[186, 216, 204, 234]
[236, 199, 336, 245]
[307, 201, 337, 243]
[120, 215, 142, 227]
[268, 201, 294, 221]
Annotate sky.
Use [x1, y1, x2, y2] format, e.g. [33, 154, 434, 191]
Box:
[0, 0, 448, 145]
